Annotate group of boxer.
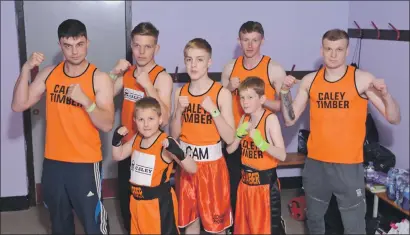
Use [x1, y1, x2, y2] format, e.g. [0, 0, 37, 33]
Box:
[11, 18, 401, 235]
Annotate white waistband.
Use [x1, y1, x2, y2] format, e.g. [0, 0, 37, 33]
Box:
[179, 141, 223, 162]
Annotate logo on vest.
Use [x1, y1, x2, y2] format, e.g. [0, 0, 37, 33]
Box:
[317, 92, 349, 109]
[131, 160, 153, 175]
[124, 88, 144, 102]
[241, 139, 263, 159]
[183, 103, 213, 124]
[50, 84, 83, 107]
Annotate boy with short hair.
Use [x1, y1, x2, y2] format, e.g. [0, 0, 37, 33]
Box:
[227, 76, 287, 235]
[111, 97, 197, 235]
[170, 38, 235, 234]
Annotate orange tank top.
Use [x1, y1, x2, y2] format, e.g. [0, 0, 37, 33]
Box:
[240, 109, 279, 170]
[44, 61, 101, 163]
[129, 132, 174, 187]
[179, 81, 223, 145]
[230, 55, 276, 127]
[121, 65, 165, 142]
[308, 65, 368, 164]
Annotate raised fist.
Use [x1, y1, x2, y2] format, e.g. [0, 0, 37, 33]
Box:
[370, 79, 388, 97]
[24, 52, 44, 70]
[229, 77, 240, 91]
[177, 96, 189, 113]
[112, 59, 131, 75]
[281, 75, 297, 91]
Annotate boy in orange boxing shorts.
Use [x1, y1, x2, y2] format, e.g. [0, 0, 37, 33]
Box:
[112, 97, 197, 235]
[227, 76, 287, 235]
[170, 38, 236, 234]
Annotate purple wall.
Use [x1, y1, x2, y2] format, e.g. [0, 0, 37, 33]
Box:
[132, 1, 350, 177]
[2, 1, 406, 198]
[348, 1, 409, 168]
[1, 1, 28, 197]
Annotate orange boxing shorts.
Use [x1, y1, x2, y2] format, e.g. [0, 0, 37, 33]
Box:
[234, 165, 286, 235]
[129, 182, 179, 235]
[175, 141, 233, 233]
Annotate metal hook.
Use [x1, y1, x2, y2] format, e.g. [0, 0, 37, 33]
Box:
[290, 64, 295, 75]
[388, 23, 400, 40]
[371, 21, 380, 39]
[354, 21, 362, 38]
[173, 66, 179, 82]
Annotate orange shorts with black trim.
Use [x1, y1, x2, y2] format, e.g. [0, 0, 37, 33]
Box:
[129, 182, 179, 235]
[234, 166, 285, 235]
[175, 156, 233, 233]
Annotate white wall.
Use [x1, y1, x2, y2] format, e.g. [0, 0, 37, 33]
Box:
[132, 1, 350, 177]
[1, 1, 28, 197]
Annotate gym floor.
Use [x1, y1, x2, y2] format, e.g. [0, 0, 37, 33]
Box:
[0, 189, 306, 234]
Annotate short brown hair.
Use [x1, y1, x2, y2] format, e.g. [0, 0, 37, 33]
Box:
[239, 21, 264, 38]
[135, 97, 161, 116]
[184, 38, 212, 57]
[131, 22, 159, 43]
[322, 29, 349, 46]
[238, 76, 265, 97]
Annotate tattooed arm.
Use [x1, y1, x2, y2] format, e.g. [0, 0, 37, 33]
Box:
[280, 73, 315, 126]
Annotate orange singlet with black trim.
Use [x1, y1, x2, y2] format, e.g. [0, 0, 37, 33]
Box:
[230, 55, 276, 126]
[45, 61, 101, 163]
[240, 109, 279, 170]
[234, 109, 283, 234]
[121, 65, 165, 142]
[129, 131, 179, 235]
[308, 65, 368, 164]
[176, 81, 233, 233]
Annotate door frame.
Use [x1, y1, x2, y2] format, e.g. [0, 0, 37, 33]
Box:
[14, 0, 133, 207]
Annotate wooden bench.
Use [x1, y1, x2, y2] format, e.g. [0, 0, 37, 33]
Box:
[278, 152, 306, 169]
[367, 188, 410, 218]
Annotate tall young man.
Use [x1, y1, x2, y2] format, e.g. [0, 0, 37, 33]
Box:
[109, 22, 173, 233]
[220, 21, 287, 224]
[11, 19, 114, 234]
[280, 29, 401, 234]
[170, 38, 235, 234]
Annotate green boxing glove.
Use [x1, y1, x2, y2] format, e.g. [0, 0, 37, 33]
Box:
[251, 129, 269, 152]
[236, 121, 249, 138]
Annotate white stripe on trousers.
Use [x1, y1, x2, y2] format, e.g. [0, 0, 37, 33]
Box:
[94, 162, 108, 234]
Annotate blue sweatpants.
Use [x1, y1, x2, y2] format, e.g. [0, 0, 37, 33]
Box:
[41, 158, 109, 234]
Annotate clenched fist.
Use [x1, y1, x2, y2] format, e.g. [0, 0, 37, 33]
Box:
[112, 126, 128, 147]
[116, 126, 129, 136]
[136, 71, 151, 89]
[281, 75, 297, 91]
[177, 96, 189, 114]
[228, 77, 240, 92]
[67, 84, 88, 106]
[201, 96, 217, 114]
[112, 59, 131, 75]
[370, 79, 388, 97]
[24, 52, 44, 70]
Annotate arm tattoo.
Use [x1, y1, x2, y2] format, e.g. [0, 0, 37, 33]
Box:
[281, 92, 295, 120]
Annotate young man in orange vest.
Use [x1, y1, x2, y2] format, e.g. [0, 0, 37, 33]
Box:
[281, 29, 401, 234]
[11, 19, 114, 234]
[170, 38, 235, 234]
[109, 22, 173, 233]
[220, 21, 287, 226]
